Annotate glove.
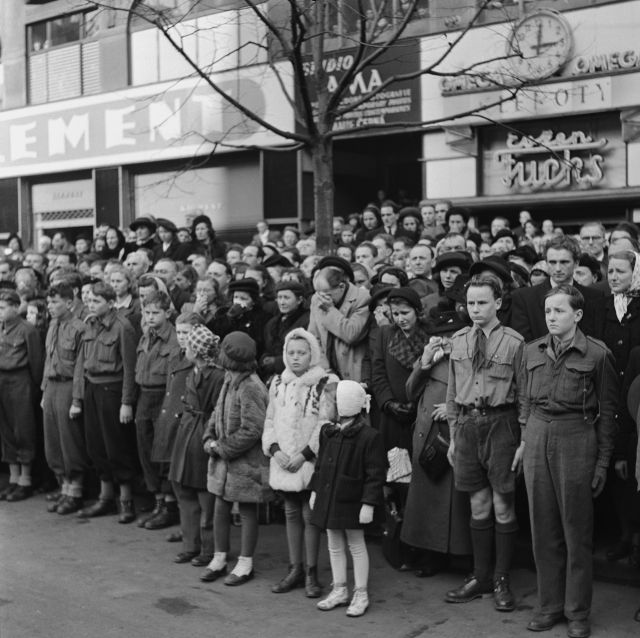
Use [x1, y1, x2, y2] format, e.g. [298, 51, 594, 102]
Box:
[384, 400, 414, 420]
[359, 504, 374, 525]
[227, 303, 248, 319]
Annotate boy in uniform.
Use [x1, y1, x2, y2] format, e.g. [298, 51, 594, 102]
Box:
[445, 274, 524, 612]
[515, 285, 618, 638]
[42, 283, 89, 514]
[72, 281, 138, 523]
[135, 290, 180, 530]
[0, 289, 44, 501]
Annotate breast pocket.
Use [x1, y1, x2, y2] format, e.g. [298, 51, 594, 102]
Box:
[97, 334, 118, 363]
[525, 358, 547, 399]
[562, 361, 594, 402]
[149, 348, 171, 379]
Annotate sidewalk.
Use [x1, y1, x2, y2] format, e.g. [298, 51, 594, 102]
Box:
[0, 494, 638, 638]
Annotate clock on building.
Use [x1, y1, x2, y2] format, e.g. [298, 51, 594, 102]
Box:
[507, 9, 573, 82]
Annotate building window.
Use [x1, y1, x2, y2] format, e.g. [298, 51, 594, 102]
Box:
[27, 10, 101, 104]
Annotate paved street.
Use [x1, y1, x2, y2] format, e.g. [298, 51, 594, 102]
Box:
[0, 495, 638, 638]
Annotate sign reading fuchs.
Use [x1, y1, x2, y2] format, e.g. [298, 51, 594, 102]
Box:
[482, 113, 626, 195]
[300, 39, 421, 133]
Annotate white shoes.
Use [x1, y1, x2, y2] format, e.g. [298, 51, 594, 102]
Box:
[317, 585, 369, 617]
[317, 585, 349, 610]
[346, 588, 369, 617]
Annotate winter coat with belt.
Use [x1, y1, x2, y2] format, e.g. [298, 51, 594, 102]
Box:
[309, 416, 387, 530]
[168, 364, 225, 490]
[204, 371, 273, 503]
[262, 328, 338, 492]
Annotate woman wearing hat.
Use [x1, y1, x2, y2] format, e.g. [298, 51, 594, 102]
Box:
[371, 287, 429, 456]
[422, 252, 471, 316]
[260, 281, 309, 380]
[190, 215, 226, 261]
[123, 216, 159, 258]
[401, 307, 472, 577]
[202, 332, 273, 586]
[153, 219, 192, 264]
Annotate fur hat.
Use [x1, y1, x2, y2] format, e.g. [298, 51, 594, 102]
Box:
[228, 278, 260, 301]
[218, 331, 257, 372]
[336, 380, 371, 417]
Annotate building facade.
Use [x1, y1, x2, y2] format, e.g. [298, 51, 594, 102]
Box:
[0, 0, 637, 246]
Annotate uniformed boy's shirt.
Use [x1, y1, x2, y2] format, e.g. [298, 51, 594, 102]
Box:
[43, 313, 86, 385]
[135, 321, 180, 387]
[446, 323, 524, 431]
[0, 315, 44, 385]
[518, 330, 618, 468]
[73, 309, 137, 405]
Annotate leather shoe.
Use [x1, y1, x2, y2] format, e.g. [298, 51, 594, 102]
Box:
[167, 532, 182, 543]
[191, 554, 213, 567]
[0, 484, 17, 501]
[57, 497, 83, 516]
[78, 498, 117, 518]
[174, 551, 199, 564]
[145, 505, 179, 530]
[224, 570, 254, 586]
[6, 485, 33, 502]
[137, 499, 164, 528]
[567, 619, 590, 638]
[527, 612, 564, 632]
[445, 575, 492, 603]
[47, 495, 64, 513]
[271, 564, 305, 593]
[200, 565, 227, 582]
[45, 489, 62, 502]
[493, 575, 515, 612]
[118, 499, 136, 524]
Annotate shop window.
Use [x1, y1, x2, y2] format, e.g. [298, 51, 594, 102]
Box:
[27, 10, 102, 104]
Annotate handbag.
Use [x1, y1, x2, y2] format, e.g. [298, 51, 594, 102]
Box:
[418, 433, 450, 482]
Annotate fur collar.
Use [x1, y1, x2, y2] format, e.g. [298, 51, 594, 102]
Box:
[280, 364, 327, 386]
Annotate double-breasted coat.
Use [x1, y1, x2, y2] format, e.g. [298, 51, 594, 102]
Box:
[400, 358, 471, 555]
[168, 364, 225, 490]
[309, 416, 386, 530]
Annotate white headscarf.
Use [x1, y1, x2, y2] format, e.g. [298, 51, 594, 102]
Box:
[612, 252, 640, 322]
[336, 380, 371, 417]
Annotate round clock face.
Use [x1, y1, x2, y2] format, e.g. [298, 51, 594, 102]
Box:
[508, 10, 573, 81]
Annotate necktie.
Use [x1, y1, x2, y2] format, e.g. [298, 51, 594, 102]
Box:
[472, 329, 487, 372]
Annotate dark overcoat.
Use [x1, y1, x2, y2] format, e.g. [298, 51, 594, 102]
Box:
[400, 358, 471, 555]
[310, 416, 386, 530]
[168, 364, 225, 490]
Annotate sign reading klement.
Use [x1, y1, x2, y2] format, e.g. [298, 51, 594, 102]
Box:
[0, 64, 293, 179]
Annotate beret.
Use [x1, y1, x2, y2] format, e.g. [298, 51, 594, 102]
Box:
[387, 286, 422, 312]
[492, 228, 516, 244]
[275, 280, 305, 296]
[433, 251, 472, 273]
[314, 255, 354, 283]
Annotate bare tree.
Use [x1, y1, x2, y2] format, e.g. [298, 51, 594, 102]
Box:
[89, 0, 533, 252]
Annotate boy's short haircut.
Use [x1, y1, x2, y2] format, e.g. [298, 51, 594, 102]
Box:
[545, 284, 585, 311]
[176, 311, 204, 327]
[46, 283, 75, 301]
[90, 281, 116, 302]
[141, 290, 171, 310]
[465, 273, 503, 300]
[0, 289, 21, 305]
[60, 271, 83, 291]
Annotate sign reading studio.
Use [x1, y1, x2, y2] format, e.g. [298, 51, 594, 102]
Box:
[481, 113, 626, 196]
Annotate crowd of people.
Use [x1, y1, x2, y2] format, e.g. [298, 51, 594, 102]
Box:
[0, 201, 639, 633]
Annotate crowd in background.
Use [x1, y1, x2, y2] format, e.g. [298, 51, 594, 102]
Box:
[0, 198, 639, 627]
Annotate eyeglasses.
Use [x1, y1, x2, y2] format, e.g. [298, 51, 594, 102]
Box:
[580, 235, 603, 242]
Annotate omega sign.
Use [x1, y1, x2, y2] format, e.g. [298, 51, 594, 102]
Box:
[494, 130, 607, 191]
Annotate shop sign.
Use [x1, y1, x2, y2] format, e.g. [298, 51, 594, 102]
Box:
[0, 65, 293, 179]
[301, 39, 421, 133]
[570, 50, 640, 76]
[482, 113, 626, 195]
[32, 179, 94, 213]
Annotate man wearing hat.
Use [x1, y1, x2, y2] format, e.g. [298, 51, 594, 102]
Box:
[308, 257, 370, 382]
[124, 216, 159, 258]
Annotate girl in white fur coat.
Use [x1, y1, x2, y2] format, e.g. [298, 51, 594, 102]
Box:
[262, 327, 338, 598]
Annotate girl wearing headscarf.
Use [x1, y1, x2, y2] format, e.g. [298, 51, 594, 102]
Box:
[309, 380, 386, 617]
[262, 328, 338, 597]
[595, 250, 640, 564]
[168, 324, 226, 567]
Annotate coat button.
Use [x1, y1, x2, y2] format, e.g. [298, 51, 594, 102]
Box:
[418, 432, 424, 437]
[618, 340, 624, 345]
